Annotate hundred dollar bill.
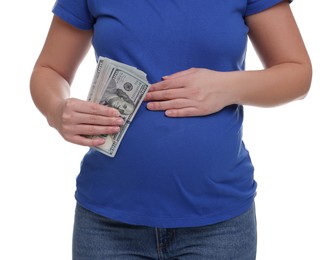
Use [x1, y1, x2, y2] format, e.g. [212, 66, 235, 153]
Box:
[87, 57, 150, 157]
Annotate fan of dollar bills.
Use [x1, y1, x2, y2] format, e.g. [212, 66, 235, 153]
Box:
[87, 57, 151, 157]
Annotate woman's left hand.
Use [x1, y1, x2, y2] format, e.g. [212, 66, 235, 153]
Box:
[144, 68, 234, 117]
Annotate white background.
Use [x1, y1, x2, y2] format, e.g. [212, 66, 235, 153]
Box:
[1, 1, 333, 259]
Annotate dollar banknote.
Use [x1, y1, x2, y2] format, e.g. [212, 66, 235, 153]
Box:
[87, 57, 151, 157]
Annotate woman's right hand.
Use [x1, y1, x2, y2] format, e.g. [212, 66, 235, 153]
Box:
[50, 98, 124, 147]
[30, 16, 123, 147]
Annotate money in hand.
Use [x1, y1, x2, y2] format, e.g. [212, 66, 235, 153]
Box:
[87, 57, 150, 157]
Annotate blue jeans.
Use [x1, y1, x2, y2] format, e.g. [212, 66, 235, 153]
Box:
[73, 203, 257, 259]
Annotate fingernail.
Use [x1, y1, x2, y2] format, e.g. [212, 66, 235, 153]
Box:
[165, 110, 172, 116]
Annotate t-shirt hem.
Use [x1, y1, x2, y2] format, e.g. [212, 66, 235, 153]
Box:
[75, 194, 255, 228]
[245, 0, 291, 17]
[52, 4, 92, 30]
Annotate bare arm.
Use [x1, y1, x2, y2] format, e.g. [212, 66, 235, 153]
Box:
[235, 0, 312, 106]
[145, 1, 312, 116]
[30, 16, 123, 146]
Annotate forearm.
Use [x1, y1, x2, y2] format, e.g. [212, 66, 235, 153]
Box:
[145, 60, 312, 117]
[223, 62, 312, 107]
[30, 65, 70, 128]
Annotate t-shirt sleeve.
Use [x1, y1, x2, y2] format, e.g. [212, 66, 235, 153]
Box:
[245, 0, 293, 16]
[52, 0, 94, 30]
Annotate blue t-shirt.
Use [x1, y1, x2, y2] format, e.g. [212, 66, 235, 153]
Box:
[53, 0, 285, 228]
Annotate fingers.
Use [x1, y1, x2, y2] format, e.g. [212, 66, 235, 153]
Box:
[145, 72, 201, 116]
[147, 68, 198, 93]
[62, 98, 123, 125]
[69, 135, 106, 147]
[147, 98, 190, 111]
[63, 123, 121, 137]
[144, 73, 192, 102]
[58, 98, 125, 146]
[147, 97, 209, 117]
[147, 78, 185, 94]
[165, 107, 202, 117]
[65, 98, 120, 117]
[68, 112, 124, 126]
[145, 87, 190, 102]
[62, 125, 121, 146]
[147, 99, 211, 117]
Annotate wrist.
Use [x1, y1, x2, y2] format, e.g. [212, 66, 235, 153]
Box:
[214, 71, 242, 106]
[46, 98, 66, 130]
